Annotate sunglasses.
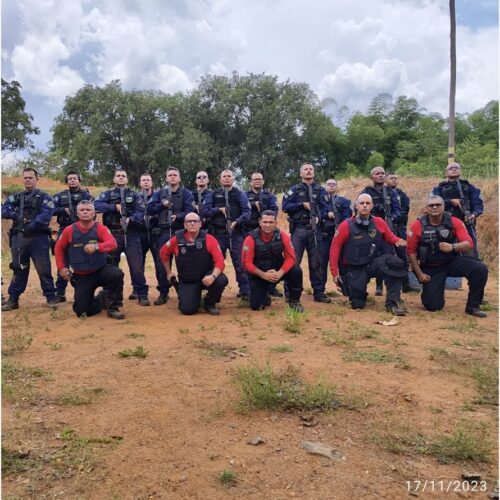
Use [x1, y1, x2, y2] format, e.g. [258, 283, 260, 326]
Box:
[427, 203, 443, 208]
[185, 219, 201, 224]
[196, 175, 208, 179]
[326, 182, 337, 186]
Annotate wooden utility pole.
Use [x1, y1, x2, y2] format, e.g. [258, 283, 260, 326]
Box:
[448, 0, 456, 163]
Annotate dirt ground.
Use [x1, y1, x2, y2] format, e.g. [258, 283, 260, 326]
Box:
[1, 176, 498, 499]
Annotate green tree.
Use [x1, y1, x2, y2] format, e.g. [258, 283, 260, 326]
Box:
[1, 79, 40, 152]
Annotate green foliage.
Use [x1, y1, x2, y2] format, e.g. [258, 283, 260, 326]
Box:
[283, 306, 306, 334]
[233, 362, 338, 412]
[117, 346, 149, 358]
[429, 420, 492, 463]
[218, 470, 237, 487]
[1, 79, 40, 152]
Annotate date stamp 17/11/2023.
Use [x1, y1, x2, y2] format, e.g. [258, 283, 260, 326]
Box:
[406, 479, 488, 494]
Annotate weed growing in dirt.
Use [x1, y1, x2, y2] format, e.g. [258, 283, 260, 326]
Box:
[44, 342, 62, 350]
[218, 470, 237, 487]
[233, 362, 339, 412]
[283, 306, 306, 334]
[232, 315, 251, 327]
[125, 332, 145, 338]
[443, 318, 491, 334]
[429, 419, 492, 463]
[342, 349, 404, 364]
[480, 302, 497, 312]
[194, 338, 244, 358]
[269, 345, 293, 353]
[2, 332, 33, 356]
[178, 328, 190, 334]
[56, 388, 107, 406]
[117, 346, 148, 358]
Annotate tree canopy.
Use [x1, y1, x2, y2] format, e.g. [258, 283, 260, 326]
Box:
[1, 79, 40, 153]
[45, 75, 499, 188]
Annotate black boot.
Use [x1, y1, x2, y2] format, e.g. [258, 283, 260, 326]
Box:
[2, 297, 19, 311]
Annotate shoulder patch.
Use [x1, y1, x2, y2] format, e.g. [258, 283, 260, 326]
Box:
[166, 240, 171, 247]
[47, 200, 54, 208]
[8, 195, 15, 202]
[407, 230, 413, 237]
[100, 193, 106, 198]
[243, 245, 249, 252]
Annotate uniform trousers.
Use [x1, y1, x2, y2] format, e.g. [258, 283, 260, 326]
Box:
[72, 265, 124, 317]
[248, 265, 302, 311]
[420, 256, 487, 312]
[341, 255, 403, 309]
[8, 232, 57, 301]
[177, 274, 228, 315]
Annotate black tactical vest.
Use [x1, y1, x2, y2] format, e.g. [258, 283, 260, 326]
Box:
[158, 187, 186, 230]
[174, 230, 214, 282]
[68, 224, 108, 272]
[246, 189, 273, 230]
[417, 213, 456, 265]
[56, 189, 88, 227]
[251, 228, 285, 271]
[342, 219, 383, 266]
[102, 188, 137, 231]
[322, 194, 342, 235]
[290, 183, 322, 225]
[438, 180, 471, 220]
[363, 185, 392, 219]
[211, 188, 243, 231]
[11, 190, 48, 233]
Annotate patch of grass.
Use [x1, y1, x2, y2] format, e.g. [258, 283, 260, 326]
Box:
[2, 332, 33, 356]
[320, 328, 356, 347]
[429, 420, 492, 463]
[56, 388, 107, 406]
[283, 306, 306, 334]
[218, 469, 237, 487]
[194, 338, 243, 358]
[428, 349, 498, 405]
[178, 328, 190, 334]
[233, 362, 339, 412]
[371, 418, 492, 463]
[480, 302, 497, 312]
[342, 349, 403, 364]
[2, 360, 45, 402]
[1, 447, 38, 475]
[232, 315, 251, 327]
[372, 423, 428, 455]
[125, 332, 145, 338]
[117, 346, 148, 358]
[443, 318, 491, 334]
[268, 345, 293, 353]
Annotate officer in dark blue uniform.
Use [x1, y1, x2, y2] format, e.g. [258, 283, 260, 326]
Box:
[245, 172, 281, 297]
[361, 166, 402, 296]
[52, 170, 94, 301]
[282, 163, 330, 303]
[2, 168, 61, 311]
[202, 169, 251, 300]
[320, 179, 352, 291]
[94, 169, 150, 306]
[148, 167, 195, 304]
[128, 172, 162, 301]
[432, 162, 483, 256]
[192, 170, 212, 228]
[385, 173, 420, 293]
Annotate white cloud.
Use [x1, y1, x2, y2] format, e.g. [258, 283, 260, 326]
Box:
[11, 34, 85, 105]
[2, 0, 497, 149]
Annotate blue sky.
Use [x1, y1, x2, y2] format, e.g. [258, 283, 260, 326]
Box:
[2, 0, 498, 154]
